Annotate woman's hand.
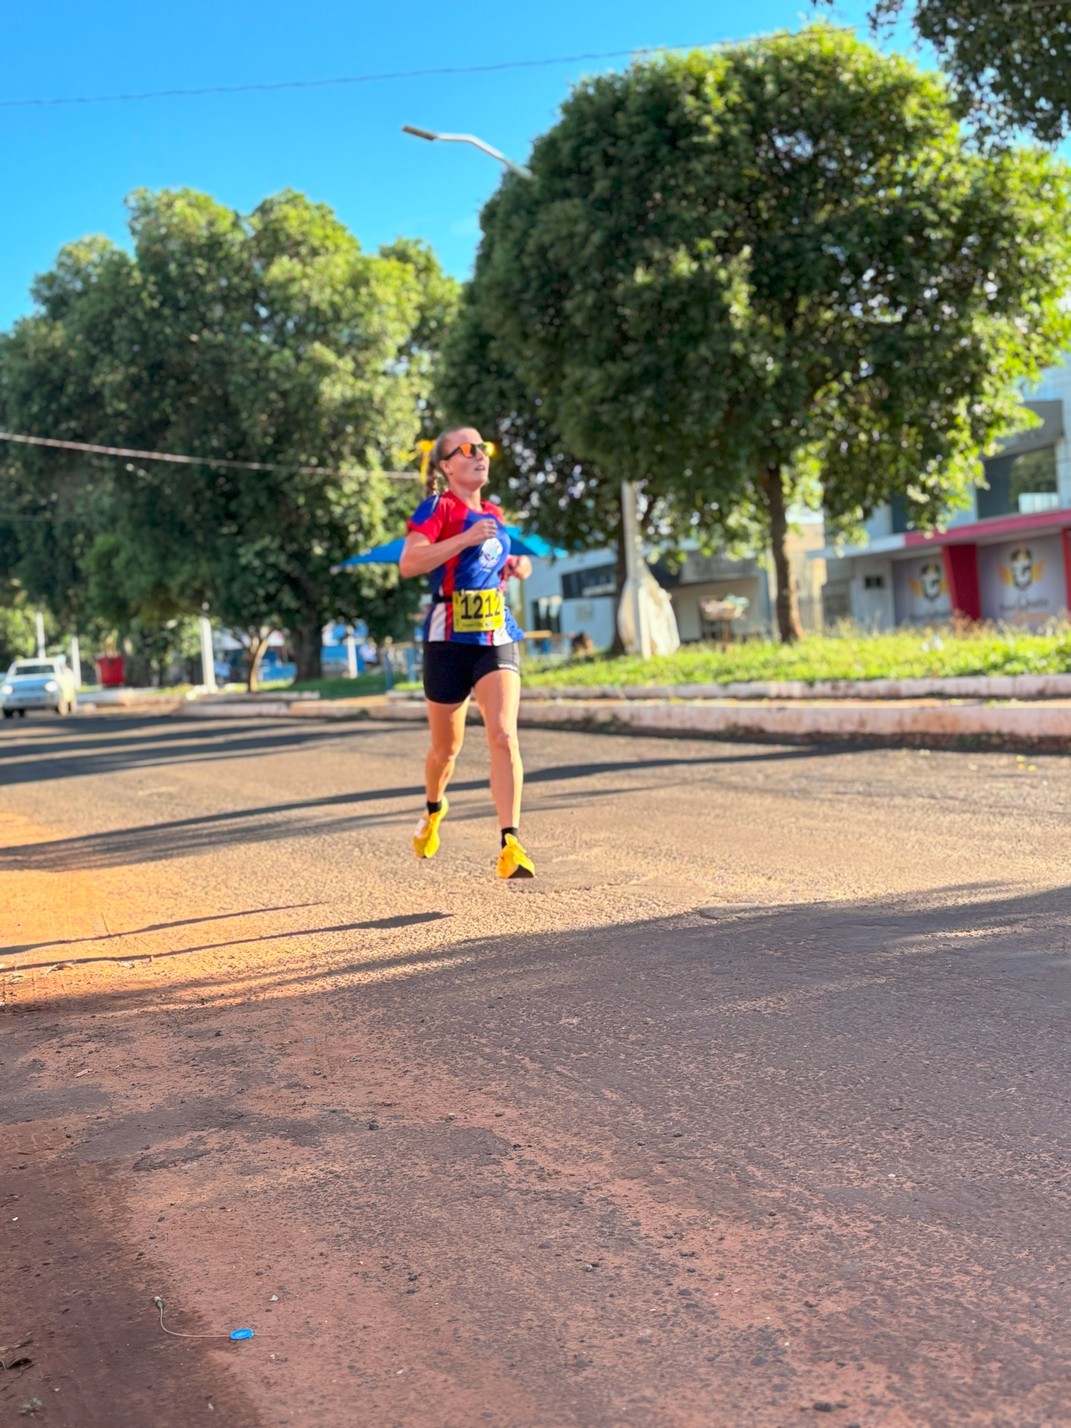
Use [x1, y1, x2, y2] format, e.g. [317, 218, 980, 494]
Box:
[461, 518, 500, 547]
[400, 519, 500, 578]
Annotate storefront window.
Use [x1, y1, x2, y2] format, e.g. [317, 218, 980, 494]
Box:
[561, 565, 617, 599]
[533, 596, 562, 634]
[890, 492, 912, 534]
[1010, 448, 1059, 513]
[978, 447, 1058, 519]
[823, 582, 852, 623]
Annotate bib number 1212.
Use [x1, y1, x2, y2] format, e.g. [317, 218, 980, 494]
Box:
[452, 589, 505, 633]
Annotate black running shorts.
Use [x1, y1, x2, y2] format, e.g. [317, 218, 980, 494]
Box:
[422, 641, 521, 706]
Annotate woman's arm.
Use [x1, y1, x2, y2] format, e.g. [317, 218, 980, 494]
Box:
[399, 521, 498, 579]
[505, 555, 532, 581]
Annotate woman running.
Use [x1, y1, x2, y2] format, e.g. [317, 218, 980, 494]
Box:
[399, 426, 535, 879]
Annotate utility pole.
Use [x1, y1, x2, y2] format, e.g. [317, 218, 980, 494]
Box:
[619, 482, 652, 659]
[199, 611, 217, 692]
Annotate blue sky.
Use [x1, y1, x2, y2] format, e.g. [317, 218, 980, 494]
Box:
[5, 0, 932, 332]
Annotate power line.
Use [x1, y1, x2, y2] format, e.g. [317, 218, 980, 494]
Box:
[0, 44, 721, 110]
[0, 431, 419, 480]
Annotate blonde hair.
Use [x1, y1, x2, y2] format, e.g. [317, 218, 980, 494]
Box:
[424, 427, 466, 499]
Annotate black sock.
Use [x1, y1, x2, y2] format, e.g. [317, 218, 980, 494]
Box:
[427, 800, 442, 815]
[501, 826, 519, 847]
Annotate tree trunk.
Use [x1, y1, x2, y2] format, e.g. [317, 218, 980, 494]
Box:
[246, 629, 273, 692]
[292, 618, 323, 683]
[763, 465, 803, 644]
[125, 650, 151, 688]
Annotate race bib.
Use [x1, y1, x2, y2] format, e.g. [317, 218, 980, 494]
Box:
[452, 589, 505, 633]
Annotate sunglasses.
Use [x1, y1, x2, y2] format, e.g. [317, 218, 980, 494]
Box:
[442, 441, 495, 461]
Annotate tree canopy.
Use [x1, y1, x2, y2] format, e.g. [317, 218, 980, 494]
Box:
[437, 298, 621, 553]
[0, 189, 456, 681]
[448, 27, 1071, 639]
[864, 0, 1071, 144]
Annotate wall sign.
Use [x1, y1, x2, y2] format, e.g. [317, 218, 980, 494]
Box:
[978, 534, 1065, 625]
[892, 556, 953, 625]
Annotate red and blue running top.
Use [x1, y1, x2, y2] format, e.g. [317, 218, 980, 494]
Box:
[407, 490, 525, 646]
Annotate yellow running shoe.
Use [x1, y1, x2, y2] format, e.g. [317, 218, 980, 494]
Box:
[496, 833, 535, 880]
[413, 798, 448, 859]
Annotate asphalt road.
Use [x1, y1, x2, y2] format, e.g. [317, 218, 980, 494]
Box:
[2, 712, 1070, 1427]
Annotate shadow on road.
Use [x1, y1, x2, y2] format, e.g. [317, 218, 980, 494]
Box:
[0, 736, 846, 873]
[5, 882, 1070, 1423]
[11, 879, 1068, 1027]
[1, 902, 324, 957]
[0, 715, 377, 786]
[0, 713, 868, 787]
[8, 911, 453, 968]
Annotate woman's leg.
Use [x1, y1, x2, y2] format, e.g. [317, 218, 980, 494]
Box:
[473, 669, 523, 829]
[425, 699, 468, 803]
[414, 698, 467, 860]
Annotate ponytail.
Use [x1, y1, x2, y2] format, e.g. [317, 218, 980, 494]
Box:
[424, 427, 462, 499]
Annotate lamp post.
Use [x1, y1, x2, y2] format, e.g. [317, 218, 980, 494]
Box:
[401, 125, 532, 179]
[402, 126, 651, 657]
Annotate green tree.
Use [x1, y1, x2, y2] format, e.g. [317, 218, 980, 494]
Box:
[859, 0, 1071, 144]
[0, 190, 457, 684]
[439, 300, 618, 552]
[0, 596, 40, 669]
[457, 28, 1071, 640]
[438, 299, 643, 649]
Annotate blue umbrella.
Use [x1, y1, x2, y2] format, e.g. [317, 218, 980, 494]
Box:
[335, 526, 563, 569]
[505, 526, 564, 558]
[336, 537, 406, 568]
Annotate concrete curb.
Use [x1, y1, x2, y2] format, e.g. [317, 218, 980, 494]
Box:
[75, 685, 326, 715]
[77, 697, 185, 716]
[74, 682, 1071, 750]
[183, 698, 375, 721]
[376, 690, 1071, 749]
[513, 698, 1071, 747]
[517, 673, 1071, 702]
[376, 691, 1071, 748]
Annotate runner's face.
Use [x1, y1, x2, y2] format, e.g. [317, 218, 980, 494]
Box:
[441, 428, 489, 493]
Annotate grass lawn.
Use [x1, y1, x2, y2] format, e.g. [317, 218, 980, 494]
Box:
[522, 624, 1071, 689]
[260, 671, 419, 699]
[253, 625, 1071, 698]
[80, 684, 196, 697]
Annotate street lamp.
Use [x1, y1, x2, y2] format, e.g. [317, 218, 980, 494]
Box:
[401, 125, 532, 179]
[403, 124, 650, 657]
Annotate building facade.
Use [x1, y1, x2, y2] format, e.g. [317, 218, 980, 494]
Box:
[818, 355, 1071, 630]
[523, 519, 826, 649]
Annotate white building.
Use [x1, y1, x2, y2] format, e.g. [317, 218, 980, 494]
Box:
[523, 548, 772, 650]
[522, 517, 827, 650]
[818, 355, 1071, 629]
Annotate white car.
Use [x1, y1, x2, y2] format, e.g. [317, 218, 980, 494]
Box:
[1, 658, 79, 718]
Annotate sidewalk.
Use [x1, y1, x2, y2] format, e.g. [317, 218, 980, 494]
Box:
[169, 679, 1071, 750]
